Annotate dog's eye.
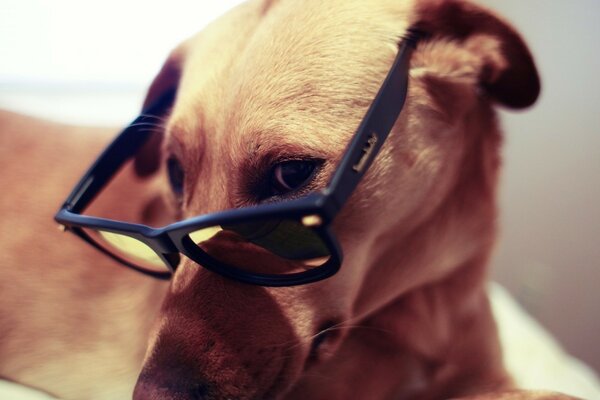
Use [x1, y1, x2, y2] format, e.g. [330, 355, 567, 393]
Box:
[270, 160, 318, 196]
[167, 157, 184, 197]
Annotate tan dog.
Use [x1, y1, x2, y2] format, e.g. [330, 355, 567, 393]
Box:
[0, 0, 581, 399]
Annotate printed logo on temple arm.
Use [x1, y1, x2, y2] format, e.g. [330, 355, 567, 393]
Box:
[352, 132, 378, 173]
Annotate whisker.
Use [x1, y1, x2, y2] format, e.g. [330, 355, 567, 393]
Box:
[138, 113, 170, 124]
[270, 316, 396, 353]
[126, 121, 165, 131]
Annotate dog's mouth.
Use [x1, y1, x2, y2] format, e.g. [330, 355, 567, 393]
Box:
[133, 335, 298, 400]
[306, 320, 346, 365]
[133, 323, 345, 400]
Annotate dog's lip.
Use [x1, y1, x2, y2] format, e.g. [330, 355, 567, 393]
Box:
[254, 322, 347, 399]
[261, 354, 291, 400]
[307, 319, 346, 365]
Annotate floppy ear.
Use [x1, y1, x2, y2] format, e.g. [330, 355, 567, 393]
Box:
[413, 0, 540, 109]
[134, 48, 183, 178]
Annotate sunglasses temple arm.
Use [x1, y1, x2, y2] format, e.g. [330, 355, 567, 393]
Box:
[61, 89, 177, 214]
[324, 33, 420, 212]
[61, 125, 150, 213]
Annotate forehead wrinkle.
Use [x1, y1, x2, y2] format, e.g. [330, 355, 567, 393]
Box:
[235, 122, 346, 191]
[245, 128, 333, 162]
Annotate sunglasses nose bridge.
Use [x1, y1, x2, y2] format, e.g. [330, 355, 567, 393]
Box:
[146, 230, 179, 254]
[146, 232, 181, 271]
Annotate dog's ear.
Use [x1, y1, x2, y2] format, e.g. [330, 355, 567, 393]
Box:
[413, 0, 540, 109]
[134, 48, 183, 178]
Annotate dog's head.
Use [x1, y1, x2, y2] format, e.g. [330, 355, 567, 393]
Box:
[132, 0, 539, 398]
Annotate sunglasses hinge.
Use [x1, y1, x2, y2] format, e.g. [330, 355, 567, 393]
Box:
[301, 214, 323, 227]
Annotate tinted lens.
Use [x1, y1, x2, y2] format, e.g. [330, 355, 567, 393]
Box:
[84, 228, 169, 272]
[188, 218, 331, 275]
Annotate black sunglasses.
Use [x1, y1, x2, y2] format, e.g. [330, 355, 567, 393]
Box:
[54, 31, 421, 287]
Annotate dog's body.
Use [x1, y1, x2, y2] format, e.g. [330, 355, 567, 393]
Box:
[0, 0, 580, 399]
[0, 112, 169, 399]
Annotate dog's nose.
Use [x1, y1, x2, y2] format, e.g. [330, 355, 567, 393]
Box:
[133, 372, 210, 400]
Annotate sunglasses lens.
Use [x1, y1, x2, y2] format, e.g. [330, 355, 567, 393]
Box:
[188, 218, 331, 274]
[84, 228, 169, 272]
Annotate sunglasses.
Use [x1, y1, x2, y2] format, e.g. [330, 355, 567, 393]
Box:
[54, 31, 421, 287]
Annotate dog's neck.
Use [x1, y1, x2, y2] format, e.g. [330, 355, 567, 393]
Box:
[288, 257, 509, 400]
[310, 104, 508, 398]
[354, 102, 501, 315]
[365, 256, 508, 396]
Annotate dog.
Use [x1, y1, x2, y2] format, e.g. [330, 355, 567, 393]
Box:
[0, 0, 583, 399]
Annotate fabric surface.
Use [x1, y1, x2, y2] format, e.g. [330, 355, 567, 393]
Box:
[490, 283, 600, 399]
[0, 380, 57, 400]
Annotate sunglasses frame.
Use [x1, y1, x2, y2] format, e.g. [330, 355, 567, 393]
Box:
[54, 30, 421, 287]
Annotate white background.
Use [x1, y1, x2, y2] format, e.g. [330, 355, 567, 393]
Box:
[0, 0, 246, 124]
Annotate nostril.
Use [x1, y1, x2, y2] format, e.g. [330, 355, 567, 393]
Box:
[191, 383, 210, 400]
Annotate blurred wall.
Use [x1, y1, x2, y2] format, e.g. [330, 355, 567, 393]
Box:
[478, 0, 600, 373]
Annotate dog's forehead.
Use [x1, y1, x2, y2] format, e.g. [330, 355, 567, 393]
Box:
[169, 0, 415, 150]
